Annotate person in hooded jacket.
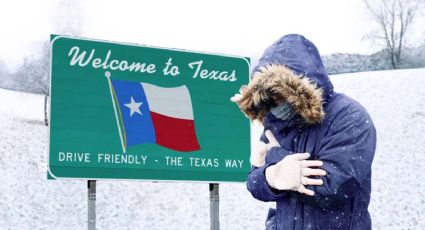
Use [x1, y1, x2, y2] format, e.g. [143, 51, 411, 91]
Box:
[231, 34, 376, 230]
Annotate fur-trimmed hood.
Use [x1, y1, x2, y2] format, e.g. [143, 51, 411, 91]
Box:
[252, 64, 325, 124]
[237, 34, 333, 126]
[253, 34, 333, 101]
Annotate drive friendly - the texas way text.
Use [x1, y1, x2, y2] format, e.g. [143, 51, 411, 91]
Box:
[57, 152, 244, 169]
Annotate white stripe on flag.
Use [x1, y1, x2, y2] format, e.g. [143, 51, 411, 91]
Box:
[141, 83, 194, 120]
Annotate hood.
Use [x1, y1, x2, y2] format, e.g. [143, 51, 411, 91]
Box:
[253, 34, 333, 101]
[248, 34, 334, 126]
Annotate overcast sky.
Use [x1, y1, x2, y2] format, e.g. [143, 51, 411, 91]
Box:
[0, 0, 424, 71]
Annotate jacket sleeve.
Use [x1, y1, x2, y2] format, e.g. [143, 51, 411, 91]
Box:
[246, 147, 291, 202]
[300, 104, 377, 209]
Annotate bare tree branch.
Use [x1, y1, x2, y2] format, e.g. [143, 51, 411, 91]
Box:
[363, 0, 423, 69]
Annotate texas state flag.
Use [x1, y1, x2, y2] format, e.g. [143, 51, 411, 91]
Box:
[110, 79, 200, 152]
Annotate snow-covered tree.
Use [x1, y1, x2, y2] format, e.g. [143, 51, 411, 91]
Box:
[35, 42, 50, 126]
[363, 0, 424, 69]
[0, 60, 9, 87]
[35, 0, 85, 125]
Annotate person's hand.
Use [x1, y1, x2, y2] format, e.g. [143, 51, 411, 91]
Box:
[265, 152, 326, 196]
[230, 93, 242, 103]
[264, 130, 280, 150]
[250, 130, 280, 167]
[250, 141, 267, 167]
[264, 132, 326, 196]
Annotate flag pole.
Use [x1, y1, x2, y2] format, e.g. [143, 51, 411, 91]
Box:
[105, 71, 126, 153]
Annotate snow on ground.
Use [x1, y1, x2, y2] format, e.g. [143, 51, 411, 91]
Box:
[331, 69, 425, 229]
[0, 68, 424, 229]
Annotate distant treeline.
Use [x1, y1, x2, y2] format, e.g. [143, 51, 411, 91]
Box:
[0, 42, 49, 95]
[322, 45, 425, 75]
[1, 44, 425, 95]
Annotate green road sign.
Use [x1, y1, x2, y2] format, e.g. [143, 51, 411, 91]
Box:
[48, 35, 251, 182]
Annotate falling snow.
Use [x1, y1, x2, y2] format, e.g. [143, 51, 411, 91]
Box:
[1, 68, 425, 229]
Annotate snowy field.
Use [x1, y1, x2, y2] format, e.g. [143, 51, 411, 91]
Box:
[0, 68, 425, 229]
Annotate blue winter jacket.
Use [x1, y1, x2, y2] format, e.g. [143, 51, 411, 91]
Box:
[246, 34, 376, 230]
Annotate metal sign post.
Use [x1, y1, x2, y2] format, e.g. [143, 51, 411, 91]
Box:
[88, 180, 96, 230]
[209, 183, 220, 230]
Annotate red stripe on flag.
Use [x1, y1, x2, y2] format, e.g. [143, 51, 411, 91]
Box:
[150, 112, 200, 152]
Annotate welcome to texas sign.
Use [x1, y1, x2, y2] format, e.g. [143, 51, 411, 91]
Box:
[48, 35, 251, 182]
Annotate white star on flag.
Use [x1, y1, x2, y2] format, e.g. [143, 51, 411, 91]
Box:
[124, 96, 143, 116]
